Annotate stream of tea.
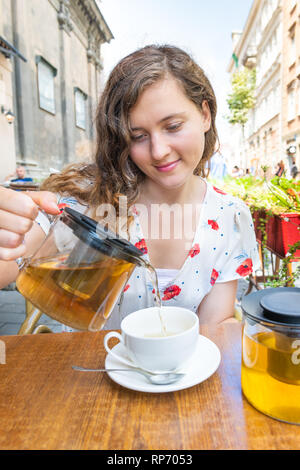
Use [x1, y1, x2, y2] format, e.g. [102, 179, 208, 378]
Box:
[116, 256, 167, 336]
[142, 260, 167, 336]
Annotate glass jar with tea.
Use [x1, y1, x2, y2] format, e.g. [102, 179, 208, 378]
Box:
[16, 207, 146, 331]
[241, 287, 300, 425]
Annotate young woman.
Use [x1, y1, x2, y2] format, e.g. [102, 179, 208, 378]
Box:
[0, 45, 259, 328]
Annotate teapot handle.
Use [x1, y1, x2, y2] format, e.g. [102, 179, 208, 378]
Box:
[14, 208, 62, 272]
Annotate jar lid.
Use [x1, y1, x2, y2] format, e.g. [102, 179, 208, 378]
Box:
[61, 207, 144, 264]
[241, 287, 300, 327]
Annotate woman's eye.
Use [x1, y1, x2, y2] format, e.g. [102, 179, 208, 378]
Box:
[131, 134, 146, 142]
[167, 122, 182, 132]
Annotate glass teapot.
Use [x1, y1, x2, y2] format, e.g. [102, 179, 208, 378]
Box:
[241, 287, 300, 425]
[16, 207, 144, 331]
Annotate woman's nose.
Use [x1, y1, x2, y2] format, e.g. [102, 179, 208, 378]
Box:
[150, 134, 171, 161]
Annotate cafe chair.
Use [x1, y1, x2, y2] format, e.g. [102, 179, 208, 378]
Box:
[12, 181, 52, 334]
[245, 244, 294, 296]
[18, 300, 53, 335]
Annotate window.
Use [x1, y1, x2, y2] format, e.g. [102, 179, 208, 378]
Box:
[290, 0, 297, 12]
[36, 56, 56, 114]
[74, 88, 87, 130]
[274, 84, 280, 114]
[289, 29, 296, 65]
[288, 85, 296, 121]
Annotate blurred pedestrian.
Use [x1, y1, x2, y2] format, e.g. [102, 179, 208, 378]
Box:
[290, 159, 298, 179]
[231, 165, 243, 177]
[5, 166, 33, 183]
[209, 151, 228, 180]
[275, 160, 285, 177]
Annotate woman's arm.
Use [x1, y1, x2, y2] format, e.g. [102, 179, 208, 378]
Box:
[197, 280, 238, 324]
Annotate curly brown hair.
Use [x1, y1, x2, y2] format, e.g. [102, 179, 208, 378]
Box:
[42, 44, 219, 221]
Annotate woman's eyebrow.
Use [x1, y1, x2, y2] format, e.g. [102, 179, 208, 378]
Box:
[159, 112, 186, 123]
[131, 112, 186, 131]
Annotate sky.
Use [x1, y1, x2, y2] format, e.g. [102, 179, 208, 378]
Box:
[98, 0, 254, 153]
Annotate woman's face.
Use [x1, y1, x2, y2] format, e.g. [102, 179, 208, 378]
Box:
[129, 77, 211, 190]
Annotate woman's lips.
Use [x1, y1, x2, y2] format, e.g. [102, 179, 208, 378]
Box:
[155, 159, 181, 172]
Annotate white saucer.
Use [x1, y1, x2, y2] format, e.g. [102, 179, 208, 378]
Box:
[105, 335, 221, 393]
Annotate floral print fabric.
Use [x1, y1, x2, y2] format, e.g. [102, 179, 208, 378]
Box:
[104, 180, 260, 329]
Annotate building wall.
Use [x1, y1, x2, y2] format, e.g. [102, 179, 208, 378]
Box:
[281, 0, 300, 171]
[247, 0, 281, 173]
[229, 0, 300, 176]
[0, 0, 16, 181]
[227, 1, 260, 170]
[246, 113, 280, 176]
[2, 0, 112, 181]
[228, 0, 283, 174]
[0, 54, 16, 180]
[11, 0, 64, 174]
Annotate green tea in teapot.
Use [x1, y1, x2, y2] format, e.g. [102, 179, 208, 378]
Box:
[16, 254, 135, 331]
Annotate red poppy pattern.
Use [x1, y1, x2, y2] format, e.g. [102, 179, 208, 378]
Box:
[131, 206, 139, 216]
[208, 219, 219, 231]
[115, 182, 259, 318]
[162, 285, 181, 301]
[188, 243, 200, 258]
[236, 258, 253, 277]
[58, 203, 68, 212]
[135, 238, 148, 254]
[213, 186, 227, 195]
[210, 269, 219, 285]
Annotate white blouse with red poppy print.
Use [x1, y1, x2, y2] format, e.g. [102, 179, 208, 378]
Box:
[104, 180, 260, 329]
[35, 183, 260, 331]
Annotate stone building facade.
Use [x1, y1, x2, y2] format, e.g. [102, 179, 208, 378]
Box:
[0, 1, 25, 181]
[228, 0, 300, 177]
[281, 0, 300, 170]
[0, 40, 16, 181]
[228, 0, 283, 175]
[0, 0, 113, 182]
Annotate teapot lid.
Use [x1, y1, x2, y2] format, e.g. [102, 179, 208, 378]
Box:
[61, 207, 144, 264]
[241, 287, 300, 327]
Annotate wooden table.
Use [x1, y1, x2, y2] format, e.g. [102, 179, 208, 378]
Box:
[0, 324, 299, 450]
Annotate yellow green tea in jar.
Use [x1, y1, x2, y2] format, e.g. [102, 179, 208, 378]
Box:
[241, 329, 300, 424]
[241, 288, 300, 425]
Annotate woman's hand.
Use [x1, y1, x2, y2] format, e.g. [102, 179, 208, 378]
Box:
[0, 187, 60, 261]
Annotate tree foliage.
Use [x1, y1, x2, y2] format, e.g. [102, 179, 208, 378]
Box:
[226, 68, 256, 126]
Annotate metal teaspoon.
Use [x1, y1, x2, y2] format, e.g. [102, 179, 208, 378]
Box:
[72, 365, 185, 385]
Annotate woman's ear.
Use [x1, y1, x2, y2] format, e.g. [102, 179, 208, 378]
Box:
[201, 100, 211, 133]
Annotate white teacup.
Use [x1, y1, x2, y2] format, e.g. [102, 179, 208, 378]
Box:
[104, 306, 199, 373]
